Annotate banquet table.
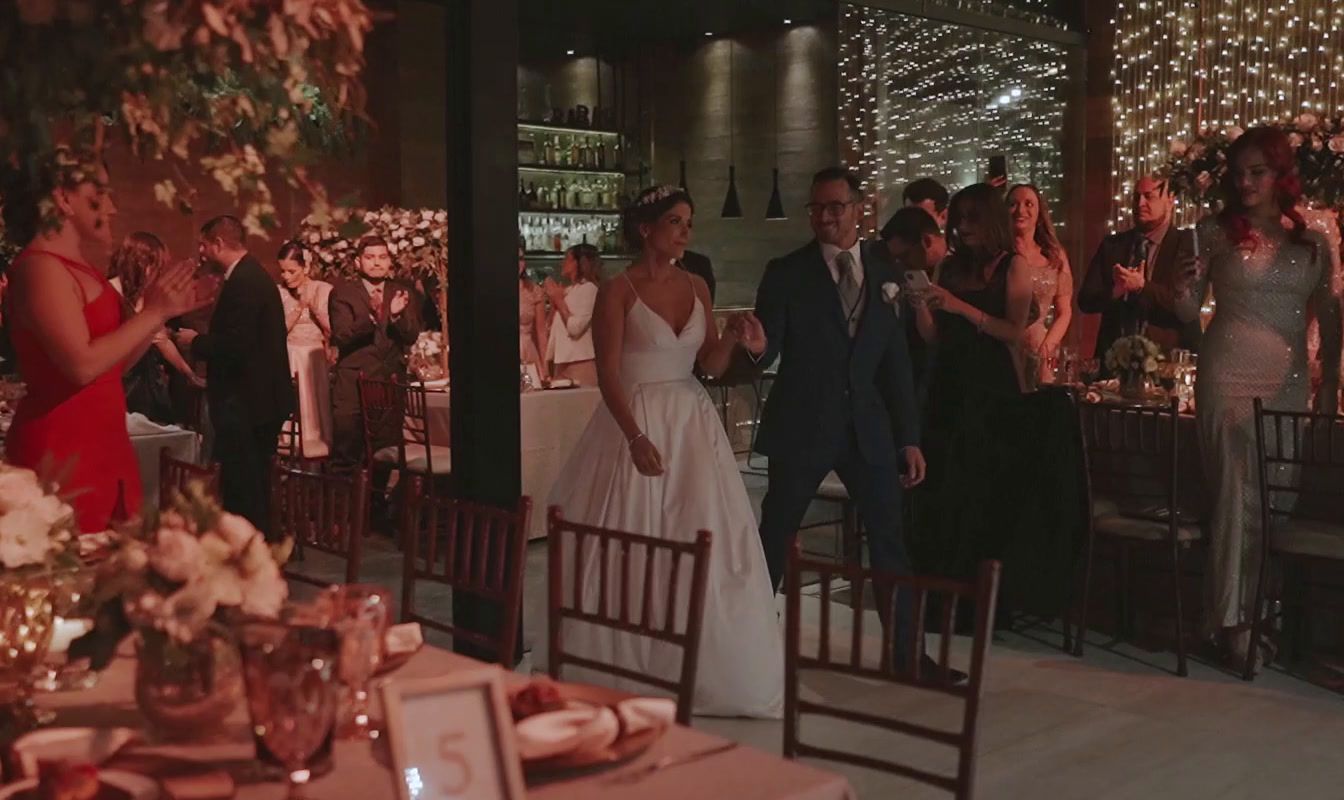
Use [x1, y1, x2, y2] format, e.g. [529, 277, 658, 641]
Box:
[32, 644, 855, 800]
[425, 387, 603, 538]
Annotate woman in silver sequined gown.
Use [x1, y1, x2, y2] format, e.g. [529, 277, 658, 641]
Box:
[1185, 127, 1341, 670]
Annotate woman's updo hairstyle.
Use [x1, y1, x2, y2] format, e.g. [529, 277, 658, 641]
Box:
[621, 185, 694, 252]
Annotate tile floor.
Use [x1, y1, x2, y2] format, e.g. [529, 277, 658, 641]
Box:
[289, 465, 1344, 799]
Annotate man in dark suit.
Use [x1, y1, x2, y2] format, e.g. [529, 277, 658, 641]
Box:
[329, 235, 425, 475]
[1079, 175, 1201, 368]
[677, 250, 716, 302]
[176, 215, 293, 537]
[737, 167, 938, 673]
[881, 206, 947, 406]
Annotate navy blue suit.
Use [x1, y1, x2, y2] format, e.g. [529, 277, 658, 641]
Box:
[754, 239, 921, 597]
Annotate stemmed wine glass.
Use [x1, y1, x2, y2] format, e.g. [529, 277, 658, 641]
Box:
[239, 621, 340, 799]
[314, 584, 390, 740]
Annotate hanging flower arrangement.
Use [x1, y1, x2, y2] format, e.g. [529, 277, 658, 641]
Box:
[296, 206, 448, 281]
[1165, 115, 1344, 210]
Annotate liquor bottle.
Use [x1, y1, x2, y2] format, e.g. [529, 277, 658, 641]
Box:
[569, 137, 581, 168]
[579, 137, 591, 169]
[569, 180, 581, 209]
[542, 136, 554, 166]
[518, 179, 529, 210]
[596, 140, 607, 169]
[565, 107, 576, 126]
[527, 182, 538, 209]
[537, 183, 551, 210]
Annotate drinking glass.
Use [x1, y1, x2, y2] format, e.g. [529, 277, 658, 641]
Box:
[239, 621, 339, 799]
[315, 584, 390, 740]
[33, 565, 99, 693]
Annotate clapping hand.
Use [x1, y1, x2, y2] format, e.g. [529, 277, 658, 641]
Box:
[1113, 263, 1146, 295]
[390, 289, 409, 317]
[143, 259, 205, 320]
[543, 277, 565, 305]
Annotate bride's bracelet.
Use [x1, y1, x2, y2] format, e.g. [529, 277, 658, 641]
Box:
[628, 433, 648, 448]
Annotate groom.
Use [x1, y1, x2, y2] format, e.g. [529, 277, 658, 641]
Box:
[737, 167, 930, 666]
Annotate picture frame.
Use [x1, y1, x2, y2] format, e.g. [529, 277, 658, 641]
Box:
[381, 667, 526, 800]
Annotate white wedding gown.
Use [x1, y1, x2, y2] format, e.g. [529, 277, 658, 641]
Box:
[546, 284, 784, 718]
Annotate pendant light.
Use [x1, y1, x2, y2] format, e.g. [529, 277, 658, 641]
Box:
[679, 159, 690, 197]
[720, 39, 742, 219]
[765, 32, 787, 220]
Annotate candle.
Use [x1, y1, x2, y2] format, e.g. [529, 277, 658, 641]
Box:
[1192, 223, 1199, 260]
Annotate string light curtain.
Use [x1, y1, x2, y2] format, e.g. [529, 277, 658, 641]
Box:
[839, 3, 1075, 236]
[1110, 0, 1344, 228]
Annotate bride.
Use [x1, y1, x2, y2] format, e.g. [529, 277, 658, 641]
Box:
[547, 185, 783, 718]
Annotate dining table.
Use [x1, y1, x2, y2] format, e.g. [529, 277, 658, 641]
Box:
[30, 643, 856, 800]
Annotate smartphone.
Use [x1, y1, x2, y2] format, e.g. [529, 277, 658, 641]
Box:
[988, 154, 1008, 184]
[904, 270, 932, 291]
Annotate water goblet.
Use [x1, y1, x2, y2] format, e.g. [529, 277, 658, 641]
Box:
[315, 584, 390, 740]
[239, 621, 340, 799]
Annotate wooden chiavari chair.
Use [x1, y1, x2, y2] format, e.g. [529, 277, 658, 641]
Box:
[398, 478, 530, 666]
[546, 506, 711, 726]
[271, 460, 369, 587]
[784, 543, 1000, 799]
[157, 449, 220, 509]
[1247, 399, 1344, 680]
[276, 374, 305, 464]
[1071, 396, 1201, 676]
[357, 375, 451, 482]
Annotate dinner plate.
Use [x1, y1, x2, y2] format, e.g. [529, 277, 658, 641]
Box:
[0, 770, 159, 800]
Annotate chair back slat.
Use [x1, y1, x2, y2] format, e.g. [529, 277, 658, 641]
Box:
[784, 542, 1000, 799]
[276, 374, 304, 461]
[271, 461, 369, 586]
[399, 479, 530, 666]
[157, 448, 220, 509]
[1076, 398, 1184, 522]
[546, 506, 711, 726]
[1253, 400, 1344, 525]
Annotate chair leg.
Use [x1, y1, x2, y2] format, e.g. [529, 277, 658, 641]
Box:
[1170, 540, 1188, 677]
[1242, 557, 1270, 682]
[1072, 527, 1095, 658]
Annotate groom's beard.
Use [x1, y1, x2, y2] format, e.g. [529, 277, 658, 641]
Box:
[362, 274, 389, 285]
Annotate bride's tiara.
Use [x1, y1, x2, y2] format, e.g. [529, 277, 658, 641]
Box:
[632, 185, 685, 208]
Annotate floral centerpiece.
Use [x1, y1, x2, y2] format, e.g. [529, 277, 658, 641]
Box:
[73, 484, 291, 737]
[1105, 334, 1164, 399]
[0, 462, 81, 728]
[409, 331, 447, 383]
[1166, 114, 1344, 211]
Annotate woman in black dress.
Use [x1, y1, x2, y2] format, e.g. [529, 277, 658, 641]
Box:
[912, 183, 1081, 620]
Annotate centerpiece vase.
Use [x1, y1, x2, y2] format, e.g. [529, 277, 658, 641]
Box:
[0, 572, 56, 731]
[1120, 370, 1150, 400]
[134, 626, 242, 741]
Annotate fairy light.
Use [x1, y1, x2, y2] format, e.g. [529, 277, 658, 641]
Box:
[840, 2, 1073, 236]
[1109, 0, 1344, 229]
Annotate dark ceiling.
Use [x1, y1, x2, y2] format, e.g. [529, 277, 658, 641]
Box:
[518, 0, 837, 60]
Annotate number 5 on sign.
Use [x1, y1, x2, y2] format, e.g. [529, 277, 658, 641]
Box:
[381, 668, 526, 800]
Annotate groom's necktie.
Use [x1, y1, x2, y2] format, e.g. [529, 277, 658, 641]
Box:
[836, 250, 862, 337]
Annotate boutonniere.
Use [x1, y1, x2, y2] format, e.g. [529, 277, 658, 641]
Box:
[881, 281, 902, 317]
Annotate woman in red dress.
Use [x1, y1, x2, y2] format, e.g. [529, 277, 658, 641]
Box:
[2, 151, 200, 532]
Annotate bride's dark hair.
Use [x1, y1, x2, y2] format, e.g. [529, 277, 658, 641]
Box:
[622, 186, 694, 252]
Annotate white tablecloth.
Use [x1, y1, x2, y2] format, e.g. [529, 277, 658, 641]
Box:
[32, 644, 854, 800]
[130, 429, 200, 510]
[425, 388, 604, 538]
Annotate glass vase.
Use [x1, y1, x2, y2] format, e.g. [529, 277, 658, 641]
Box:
[1120, 370, 1150, 400]
[0, 571, 57, 730]
[134, 627, 243, 741]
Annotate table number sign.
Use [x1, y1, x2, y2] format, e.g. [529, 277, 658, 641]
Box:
[381, 667, 525, 800]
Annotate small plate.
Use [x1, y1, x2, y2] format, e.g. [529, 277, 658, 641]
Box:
[0, 770, 159, 800]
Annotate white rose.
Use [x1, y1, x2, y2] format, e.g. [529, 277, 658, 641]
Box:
[431, 229, 442, 239]
[1330, 136, 1344, 154]
[379, 212, 393, 223]
[198, 532, 233, 564]
[0, 468, 46, 514]
[335, 240, 348, 250]
[417, 220, 430, 230]
[150, 528, 204, 583]
[363, 212, 376, 223]
[239, 567, 287, 618]
[159, 581, 218, 642]
[412, 236, 426, 247]
[308, 232, 321, 243]
[1144, 357, 1158, 372]
[215, 512, 258, 554]
[238, 535, 273, 577]
[881, 281, 901, 305]
[0, 507, 56, 568]
[26, 494, 72, 530]
[434, 211, 447, 223]
[421, 210, 434, 221]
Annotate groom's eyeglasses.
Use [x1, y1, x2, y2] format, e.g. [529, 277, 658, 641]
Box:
[805, 201, 855, 218]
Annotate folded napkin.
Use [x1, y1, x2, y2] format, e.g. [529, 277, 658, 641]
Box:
[12, 729, 236, 800]
[513, 697, 675, 762]
[125, 413, 182, 436]
[546, 378, 574, 389]
[385, 622, 423, 657]
[416, 378, 449, 390]
[11, 728, 138, 779]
